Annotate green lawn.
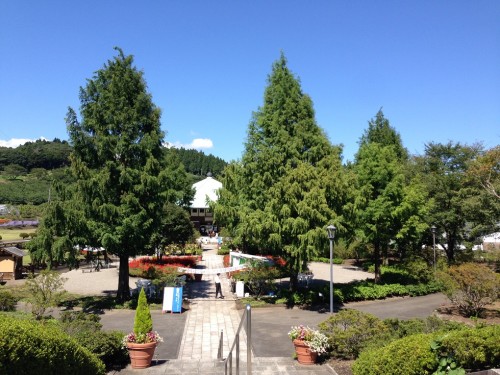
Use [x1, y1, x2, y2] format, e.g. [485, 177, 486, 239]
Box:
[0, 227, 37, 240]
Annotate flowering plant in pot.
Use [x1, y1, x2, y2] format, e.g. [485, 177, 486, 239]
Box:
[288, 325, 329, 364]
[123, 288, 163, 369]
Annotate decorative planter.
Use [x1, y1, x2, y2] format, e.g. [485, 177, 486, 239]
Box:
[293, 339, 318, 365]
[127, 342, 157, 369]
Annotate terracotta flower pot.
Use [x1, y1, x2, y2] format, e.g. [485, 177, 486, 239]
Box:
[293, 339, 318, 365]
[127, 341, 157, 369]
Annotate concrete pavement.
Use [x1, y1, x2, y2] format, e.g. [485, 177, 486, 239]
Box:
[51, 249, 447, 374]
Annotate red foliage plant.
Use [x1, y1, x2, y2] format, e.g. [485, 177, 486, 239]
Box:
[129, 256, 198, 274]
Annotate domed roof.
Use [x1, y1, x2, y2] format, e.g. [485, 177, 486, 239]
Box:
[191, 176, 222, 208]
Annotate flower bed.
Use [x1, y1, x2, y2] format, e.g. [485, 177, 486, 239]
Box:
[129, 256, 198, 278]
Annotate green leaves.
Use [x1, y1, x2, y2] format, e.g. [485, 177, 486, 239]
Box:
[214, 53, 345, 287]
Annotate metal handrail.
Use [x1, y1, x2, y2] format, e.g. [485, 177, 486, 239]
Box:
[223, 304, 252, 375]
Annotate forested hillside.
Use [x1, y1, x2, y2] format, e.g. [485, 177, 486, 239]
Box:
[165, 147, 227, 178]
[0, 140, 228, 207]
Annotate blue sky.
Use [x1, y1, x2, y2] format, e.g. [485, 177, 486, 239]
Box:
[1, 1, 499, 163]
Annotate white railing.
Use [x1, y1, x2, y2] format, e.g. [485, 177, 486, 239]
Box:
[222, 304, 252, 375]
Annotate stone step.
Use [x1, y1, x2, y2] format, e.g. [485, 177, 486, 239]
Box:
[107, 357, 338, 375]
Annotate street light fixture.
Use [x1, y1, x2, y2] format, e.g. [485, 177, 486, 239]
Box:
[326, 224, 336, 314]
[431, 225, 437, 271]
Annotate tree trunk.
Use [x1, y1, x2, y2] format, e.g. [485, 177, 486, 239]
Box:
[446, 236, 455, 263]
[289, 272, 298, 292]
[373, 242, 381, 284]
[117, 255, 131, 302]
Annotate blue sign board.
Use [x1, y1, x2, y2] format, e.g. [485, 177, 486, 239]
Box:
[162, 286, 183, 313]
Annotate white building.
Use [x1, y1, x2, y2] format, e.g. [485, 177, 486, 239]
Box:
[190, 173, 222, 235]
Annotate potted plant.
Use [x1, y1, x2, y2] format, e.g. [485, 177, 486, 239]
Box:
[123, 288, 163, 369]
[288, 325, 329, 365]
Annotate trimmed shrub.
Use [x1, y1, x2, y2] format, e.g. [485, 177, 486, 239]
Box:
[441, 325, 500, 372]
[0, 289, 17, 311]
[318, 309, 387, 359]
[134, 288, 153, 336]
[0, 315, 105, 374]
[352, 333, 437, 375]
[352, 325, 499, 375]
[59, 311, 128, 370]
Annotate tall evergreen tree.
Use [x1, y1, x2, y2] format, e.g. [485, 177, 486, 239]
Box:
[417, 142, 483, 262]
[359, 109, 408, 161]
[214, 53, 347, 290]
[353, 112, 427, 282]
[65, 48, 169, 301]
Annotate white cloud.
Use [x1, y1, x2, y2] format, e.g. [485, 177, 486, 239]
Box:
[0, 137, 47, 148]
[165, 138, 214, 150]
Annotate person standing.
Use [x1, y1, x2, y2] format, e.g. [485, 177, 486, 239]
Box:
[214, 273, 224, 299]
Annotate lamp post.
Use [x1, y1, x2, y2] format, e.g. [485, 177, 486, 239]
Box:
[326, 225, 336, 314]
[431, 225, 437, 271]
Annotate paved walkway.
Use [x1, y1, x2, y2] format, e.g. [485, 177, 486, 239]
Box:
[35, 247, 446, 374]
[104, 247, 337, 374]
[177, 250, 249, 361]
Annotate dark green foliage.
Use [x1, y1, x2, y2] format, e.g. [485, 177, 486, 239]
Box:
[1, 164, 27, 179]
[318, 309, 387, 359]
[352, 325, 499, 375]
[214, 53, 347, 291]
[0, 290, 17, 311]
[0, 178, 52, 205]
[383, 317, 461, 339]
[65, 48, 178, 301]
[166, 147, 227, 177]
[359, 109, 408, 162]
[416, 142, 483, 262]
[0, 139, 71, 171]
[431, 337, 466, 375]
[134, 288, 153, 335]
[217, 246, 231, 255]
[352, 333, 437, 375]
[0, 314, 105, 375]
[335, 280, 441, 302]
[153, 202, 195, 252]
[353, 111, 429, 282]
[59, 311, 128, 370]
[440, 325, 500, 371]
[231, 262, 282, 298]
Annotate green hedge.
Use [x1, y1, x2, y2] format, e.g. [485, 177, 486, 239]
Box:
[352, 325, 499, 375]
[441, 325, 500, 371]
[0, 315, 105, 375]
[59, 311, 128, 370]
[335, 280, 442, 303]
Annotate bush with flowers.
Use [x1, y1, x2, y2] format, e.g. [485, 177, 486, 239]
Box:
[288, 325, 330, 354]
[122, 288, 163, 348]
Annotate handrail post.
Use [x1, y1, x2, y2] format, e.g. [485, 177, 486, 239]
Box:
[224, 304, 252, 375]
[218, 329, 223, 360]
[246, 304, 252, 375]
[236, 334, 240, 374]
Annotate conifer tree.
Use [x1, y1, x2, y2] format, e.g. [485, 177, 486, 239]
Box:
[65, 48, 168, 301]
[215, 53, 347, 290]
[353, 111, 427, 282]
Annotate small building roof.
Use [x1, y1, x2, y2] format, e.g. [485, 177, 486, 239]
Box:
[191, 176, 222, 208]
[1, 247, 28, 257]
